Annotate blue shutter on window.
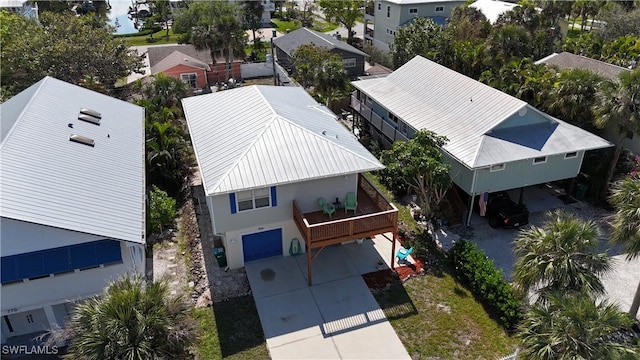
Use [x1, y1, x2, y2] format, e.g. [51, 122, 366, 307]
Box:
[229, 193, 237, 214]
[271, 186, 277, 206]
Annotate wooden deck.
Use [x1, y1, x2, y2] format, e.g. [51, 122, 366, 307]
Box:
[293, 175, 399, 285]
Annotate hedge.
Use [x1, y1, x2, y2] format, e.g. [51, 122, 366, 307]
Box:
[449, 239, 523, 331]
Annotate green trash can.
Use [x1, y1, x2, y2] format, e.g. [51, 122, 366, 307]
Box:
[213, 247, 227, 267]
[575, 183, 588, 201]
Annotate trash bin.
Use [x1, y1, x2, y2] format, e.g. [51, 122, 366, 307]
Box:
[575, 183, 588, 201]
[213, 247, 227, 267]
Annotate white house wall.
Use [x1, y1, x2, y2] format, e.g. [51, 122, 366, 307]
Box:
[0, 218, 104, 256]
[1, 241, 143, 317]
[211, 174, 358, 235]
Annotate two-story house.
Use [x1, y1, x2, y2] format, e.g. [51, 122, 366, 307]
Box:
[364, 0, 466, 51]
[350, 56, 612, 224]
[0, 0, 38, 21]
[182, 85, 399, 285]
[0, 77, 146, 345]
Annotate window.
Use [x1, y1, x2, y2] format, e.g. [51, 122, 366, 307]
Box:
[377, 2, 381, 10]
[435, 6, 444, 12]
[409, 8, 418, 14]
[490, 163, 505, 172]
[180, 73, 197, 88]
[343, 58, 356, 68]
[386, 28, 395, 36]
[565, 152, 578, 159]
[388, 112, 399, 123]
[387, 5, 390, 17]
[236, 187, 271, 212]
[533, 156, 547, 165]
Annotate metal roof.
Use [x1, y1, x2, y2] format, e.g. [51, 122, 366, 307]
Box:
[182, 85, 384, 195]
[469, 0, 518, 24]
[352, 56, 611, 169]
[273, 27, 367, 58]
[0, 77, 145, 244]
[535, 52, 629, 80]
[385, 0, 463, 4]
[150, 50, 211, 74]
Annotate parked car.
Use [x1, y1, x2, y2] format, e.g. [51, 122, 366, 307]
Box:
[485, 192, 529, 229]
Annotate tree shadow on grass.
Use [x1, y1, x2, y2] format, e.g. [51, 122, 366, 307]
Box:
[212, 295, 268, 358]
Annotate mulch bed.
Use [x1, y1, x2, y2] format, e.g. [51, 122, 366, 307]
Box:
[362, 257, 425, 291]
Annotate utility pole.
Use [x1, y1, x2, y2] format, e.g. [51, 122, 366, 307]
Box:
[271, 29, 277, 86]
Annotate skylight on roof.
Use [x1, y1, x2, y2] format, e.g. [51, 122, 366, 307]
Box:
[69, 134, 95, 147]
[78, 108, 101, 125]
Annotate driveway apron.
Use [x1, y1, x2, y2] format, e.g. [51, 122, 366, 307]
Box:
[245, 247, 410, 359]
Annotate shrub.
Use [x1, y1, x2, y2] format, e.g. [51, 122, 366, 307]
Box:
[449, 239, 523, 330]
[147, 185, 177, 235]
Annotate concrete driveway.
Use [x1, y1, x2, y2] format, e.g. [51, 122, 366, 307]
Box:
[245, 244, 410, 359]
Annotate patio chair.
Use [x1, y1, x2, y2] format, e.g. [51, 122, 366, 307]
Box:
[344, 192, 357, 215]
[396, 246, 414, 263]
[318, 197, 336, 219]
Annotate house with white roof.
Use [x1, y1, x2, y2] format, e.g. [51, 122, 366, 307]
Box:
[182, 85, 398, 285]
[468, 0, 518, 24]
[350, 56, 612, 223]
[364, 0, 466, 51]
[0, 77, 146, 344]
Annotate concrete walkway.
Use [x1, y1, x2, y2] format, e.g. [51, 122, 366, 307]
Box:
[246, 239, 411, 359]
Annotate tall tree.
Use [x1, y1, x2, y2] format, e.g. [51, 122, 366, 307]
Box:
[151, 0, 172, 38]
[58, 275, 196, 360]
[243, 0, 264, 46]
[593, 69, 640, 199]
[0, 11, 144, 97]
[483, 24, 532, 70]
[379, 130, 451, 220]
[513, 210, 611, 303]
[546, 68, 604, 132]
[518, 292, 638, 360]
[318, 0, 363, 45]
[609, 175, 640, 318]
[137, 73, 188, 110]
[389, 16, 445, 69]
[291, 44, 330, 88]
[314, 53, 348, 107]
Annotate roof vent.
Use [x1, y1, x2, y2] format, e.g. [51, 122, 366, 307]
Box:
[80, 108, 101, 119]
[78, 114, 100, 125]
[69, 134, 95, 147]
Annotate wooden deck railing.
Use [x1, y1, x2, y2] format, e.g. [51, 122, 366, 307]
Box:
[293, 175, 398, 249]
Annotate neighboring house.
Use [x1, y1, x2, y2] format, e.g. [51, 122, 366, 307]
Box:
[230, 0, 274, 24]
[0, 77, 146, 344]
[182, 85, 398, 285]
[0, 0, 38, 20]
[364, 0, 466, 51]
[535, 52, 637, 154]
[147, 45, 243, 87]
[272, 27, 368, 78]
[350, 56, 611, 223]
[468, 0, 517, 24]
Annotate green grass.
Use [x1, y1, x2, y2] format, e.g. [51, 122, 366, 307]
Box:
[271, 19, 301, 34]
[312, 18, 339, 33]
[121, 28, 181, 46]
[375, 271, 519, 359]
[193, 296, 269, 360]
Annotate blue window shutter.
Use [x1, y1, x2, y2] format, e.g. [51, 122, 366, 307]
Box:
[230, 193, 237, 214]
[271, 186, 277, 206]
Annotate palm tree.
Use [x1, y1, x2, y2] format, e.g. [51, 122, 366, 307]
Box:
[314, 54, 348, 108]
[513, 210, 611, 303]
[609, 175, 640, 318]
[593, 69, 640, 199]
[546, 68, 604, 132]
[61, 275, 196, 359]
[518, 292, 638, 360]
[146, 120, 189, 196]
[139, 73, 188, 110]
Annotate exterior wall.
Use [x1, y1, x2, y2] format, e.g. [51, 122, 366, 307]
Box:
[156, 64, 208, 89]
[604, 124, 640, 155]
[473, 151, 585, 194]
[397, 1, 462, 26]
[208, 174, 359, 268]
[492, 106, 551, 130]
[275, 47, 293, 70]
[207, 61, 243, 83]
[442, 151, 475, 194]
[332, 49, 365, 78]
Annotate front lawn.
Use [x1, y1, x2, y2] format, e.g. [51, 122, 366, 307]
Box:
[120, 28, 181, 46]
[193, 296, 269, 360]
[375, 271, 519, 359]
[271, 19, 301, 33]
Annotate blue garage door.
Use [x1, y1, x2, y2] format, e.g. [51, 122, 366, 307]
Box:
[242, 228, 283, 262]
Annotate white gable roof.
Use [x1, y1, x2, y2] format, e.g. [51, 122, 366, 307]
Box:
[182, 86, 384, 195]
[352, 56, 611, 168]
[469, 0, 518, 24]
[0, 77, 145, 243]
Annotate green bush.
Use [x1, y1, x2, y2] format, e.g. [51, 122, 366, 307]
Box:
[147, 185, 177, 235]
[449, 240, 523, 330]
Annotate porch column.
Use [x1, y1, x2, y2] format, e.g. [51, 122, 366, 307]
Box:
[466, 193, 474, 226]
[307, 242, 313, 286]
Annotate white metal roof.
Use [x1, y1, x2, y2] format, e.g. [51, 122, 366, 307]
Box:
[352, 56, 611, 169]
[0, 77, 146, 244]
[182, 85, 384, 195]
[469, 0, 518, 24]
[385, 0, 463, 4]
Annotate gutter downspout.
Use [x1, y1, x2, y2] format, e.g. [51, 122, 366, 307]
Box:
[466, 169, 478, 226]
